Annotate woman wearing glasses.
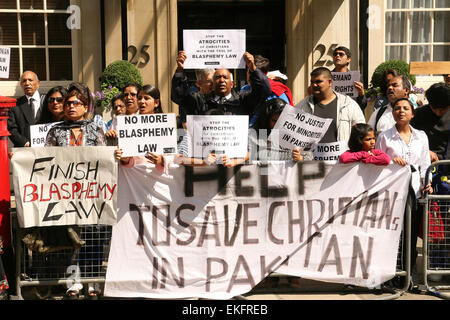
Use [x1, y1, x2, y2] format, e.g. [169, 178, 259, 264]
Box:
[37, 86, 67, 124]
[45, 83, 106, 299]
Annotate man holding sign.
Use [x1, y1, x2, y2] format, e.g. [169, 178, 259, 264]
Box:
[295, 67, 365, 162]
[181, 52, 271, 118]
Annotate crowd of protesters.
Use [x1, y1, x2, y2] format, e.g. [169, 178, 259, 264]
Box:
[0, 46, 449, 300]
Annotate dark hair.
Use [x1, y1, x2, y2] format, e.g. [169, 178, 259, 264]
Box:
[333, 46, 352, 58]
[122, 83, 142, 94]
[348, 123, 374, 152]
[392, 97, 415, 114]
[65, 82, 93, 118]
[255, 98, 287, 131]
[111, 93, 125, 107]
[254, 55, 270, 74]
[311, 67, 332, 79]
[380, 69, 400, 94]
[425, 82, 450, 110]
[205, 108, 225, 116]
[37, 86, 67, 124]
[140, 84, 163, 113]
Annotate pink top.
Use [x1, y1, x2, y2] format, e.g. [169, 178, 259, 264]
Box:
[339, 149, 391, 166]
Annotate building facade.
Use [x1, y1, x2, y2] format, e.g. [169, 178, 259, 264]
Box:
[0, 0, 448, 118]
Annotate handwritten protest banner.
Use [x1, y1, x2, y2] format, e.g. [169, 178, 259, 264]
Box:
[30, 122, 62, 147]
[0, 47, 11, 79]
[117, 113, 177, 157]
[11, 146, 118, 228]
[331, 71, 361, 98]
[312, 141, 347, 162]
[104, 161, 410, 299]
[186, 115, 249, 159]
[183, 29, 246, 69]
[268, 107, 332, 151]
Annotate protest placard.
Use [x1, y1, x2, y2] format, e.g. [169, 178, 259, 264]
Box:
[104, 161, 410, 299]
[268, 106, 332, 151]
[30, 122, 62, 147]
[186, 115, 249, 159]
[183, 29, 246, 69]
[117, 113, 178, 157]
[331, 71, 361, 98]
[11, 146, 118, 228]
[0, 47, 11, 79]
[312, 140, 347, 162]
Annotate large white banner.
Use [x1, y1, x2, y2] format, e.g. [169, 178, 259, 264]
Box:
[11, 146, 118, 228]
[183, 29, 246, 69]
[104, 161, 411, 299]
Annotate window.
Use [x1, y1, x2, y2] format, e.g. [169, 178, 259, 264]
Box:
[0, 0, 72, 82]
[385, 0, 450, 62]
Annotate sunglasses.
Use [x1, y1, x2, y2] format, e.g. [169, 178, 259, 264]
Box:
[48, 97, 63, 103]
[333, 52, 346, 57]
[64, 100, 84, 107]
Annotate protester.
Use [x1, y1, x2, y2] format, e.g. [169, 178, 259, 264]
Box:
[375, 98, 433, 281]
[105, 94, 127, 145]
[373, 69, 400, 111]
[444, 74, 450, 86]
[339, 123, 390, 165]
[331, 46, 367, 111]
[122, 83, 141, 115]
[295, 67, 365, 145]
[37, 86, 67, 124]
[115, 84, 167, 170]
[410, 82, 450, 162]
[7, 70, 43, 147]
[180, 52, 271, 120]
[45, 82, 107, 299]
[368, 75, 411, 135]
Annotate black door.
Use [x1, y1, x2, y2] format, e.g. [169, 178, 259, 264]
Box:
[177, 0, 286, 89]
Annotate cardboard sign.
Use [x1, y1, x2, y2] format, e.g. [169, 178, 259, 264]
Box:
[0, 47, 11, 79]
[30, 122, 62, 147]
[269, 106, 332, 151]
[117, 113, 178, 157]
[183, 29, 246, 69]
[11, 146, 118, 228]
[186, 115, 249, 159]
[331, 71, 361, 98]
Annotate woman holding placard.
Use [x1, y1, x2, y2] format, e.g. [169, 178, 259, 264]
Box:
[45, 82, 107, 299]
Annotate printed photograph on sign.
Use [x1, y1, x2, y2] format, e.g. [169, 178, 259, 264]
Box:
[186, 115, 249, 159]
[183, 29, 246, 69]
[117, 113, 178, 157]
[269, 106, 332, 152]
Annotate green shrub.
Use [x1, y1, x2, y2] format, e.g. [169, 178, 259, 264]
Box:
[95, 60, 143, 112]
[99, 60, 143, 90]
[370, 60, 416, 89]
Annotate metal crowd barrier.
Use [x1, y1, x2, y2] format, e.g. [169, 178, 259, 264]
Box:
[420, 160, 450, 300]
[11, 208, 112, 300]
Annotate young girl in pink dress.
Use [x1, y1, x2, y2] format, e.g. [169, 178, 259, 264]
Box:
[339, 123, 390, 165]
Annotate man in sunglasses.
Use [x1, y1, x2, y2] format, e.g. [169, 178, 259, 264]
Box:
[332, 46, 367, 112]
[7, 70, 44, 147]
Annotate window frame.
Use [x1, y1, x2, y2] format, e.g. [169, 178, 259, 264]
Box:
[384, 0, 450, 63]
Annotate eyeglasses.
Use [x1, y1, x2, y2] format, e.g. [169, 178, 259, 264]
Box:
[64, 100, 84, 107]
[48, 97, 63, 103]
[125, 92, 137, 98]
[333, 52, 346, 57]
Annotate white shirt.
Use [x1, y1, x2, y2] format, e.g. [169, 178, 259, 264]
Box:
[368, 104, 395, 133]
[375, 125, 431, 198]
[27, 90, 41, 119]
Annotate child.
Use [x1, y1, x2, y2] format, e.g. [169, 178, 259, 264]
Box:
[339, 123, 390, 165]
